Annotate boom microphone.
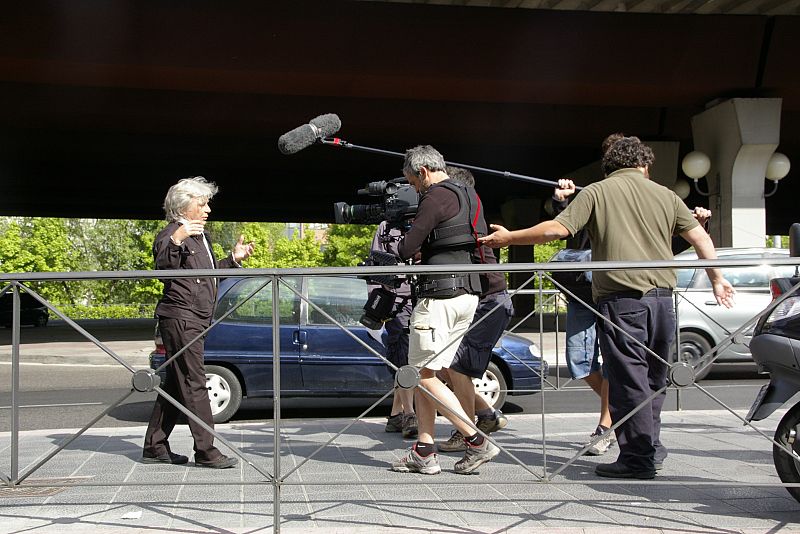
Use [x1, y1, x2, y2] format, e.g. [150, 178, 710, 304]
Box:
[277, 114, 341, 155]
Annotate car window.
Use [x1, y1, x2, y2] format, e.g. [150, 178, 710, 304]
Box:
[675, 268, 695, 288]
[694, 265, 772, 289]
[307, 277, 367, 326]
[215, 277, 300, 324]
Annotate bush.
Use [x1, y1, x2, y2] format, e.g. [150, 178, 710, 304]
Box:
[52, 304, 156, 320]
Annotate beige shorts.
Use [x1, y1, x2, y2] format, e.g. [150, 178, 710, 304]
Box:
[408, 293, 479, 371]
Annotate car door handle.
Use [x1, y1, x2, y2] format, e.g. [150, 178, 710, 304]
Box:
[704, 301, 719, 306]
[293, 330, 308, 350]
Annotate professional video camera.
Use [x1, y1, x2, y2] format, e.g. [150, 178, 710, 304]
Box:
[333, 178, 418, 226]
[358, 250, 412, 330]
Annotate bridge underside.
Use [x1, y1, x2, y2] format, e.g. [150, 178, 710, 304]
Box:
[1, 1, 798, 233]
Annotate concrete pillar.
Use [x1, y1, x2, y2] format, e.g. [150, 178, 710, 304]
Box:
[689, 98, 782, 247]
[500, 197, 542, 318]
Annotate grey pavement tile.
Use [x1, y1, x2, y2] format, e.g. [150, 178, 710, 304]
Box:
[724, 496, 800, 513]
[525, 500, 620, 528]
[694, 484, 791, 499]
[303, 514, 395, 530]
[304, 501, 388, 519]
[593, 499, 763, 530]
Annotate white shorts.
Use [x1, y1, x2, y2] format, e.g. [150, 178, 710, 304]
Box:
[408, 293, 479, 371]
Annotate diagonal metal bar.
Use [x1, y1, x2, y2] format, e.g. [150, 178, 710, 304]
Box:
[21, 285, 137, 373]
[280, 388, 395, 481]
[691, 277, 800, 378]
[154, 277, 272, 374]
[549, 385, 670, 478]
[16, 389, 135, 483]
[417, 269, 542, 371]
[151, 385, 275, 481]
[415, 379, 544, 479]
[281, 280, 398, 370]
[690, 381, 800, 460]
[544, 272, 673, 367]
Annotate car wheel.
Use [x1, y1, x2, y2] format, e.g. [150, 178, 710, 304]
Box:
[773, 402, 800, 503]
[674, 331, 713, 382]
[473, 361, 507, 410]
[205, 365, 242, 424]
[34, 314, 48, 327]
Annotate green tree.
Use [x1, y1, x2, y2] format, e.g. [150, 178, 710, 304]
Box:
[323, 224, 377, 267]
[268, 234, 324, 268]
[65, 218, 163, 305]
[0, 218, 77, 303]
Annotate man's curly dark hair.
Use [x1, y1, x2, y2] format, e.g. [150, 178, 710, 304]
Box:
[601, 135, 655, 176]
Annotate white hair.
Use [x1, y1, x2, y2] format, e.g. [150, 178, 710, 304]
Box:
[162, 176, 218, 221]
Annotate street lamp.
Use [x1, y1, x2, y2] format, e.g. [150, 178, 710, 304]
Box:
[680, 150, 791, 198]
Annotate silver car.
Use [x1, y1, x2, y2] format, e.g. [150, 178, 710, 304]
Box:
[673, 247, 794, 380]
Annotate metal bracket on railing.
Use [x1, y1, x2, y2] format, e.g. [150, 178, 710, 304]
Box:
[670, 362, 695, 388]
[395, 365, 420, 390]
[131, 369, 161, 393]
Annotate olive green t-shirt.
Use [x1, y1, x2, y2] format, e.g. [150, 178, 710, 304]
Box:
[554, 168, 699, 302]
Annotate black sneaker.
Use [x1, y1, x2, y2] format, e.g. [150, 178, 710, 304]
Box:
[595, 461, 655, 479]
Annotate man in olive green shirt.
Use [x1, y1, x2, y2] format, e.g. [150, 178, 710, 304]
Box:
[481, 135, 734, 479]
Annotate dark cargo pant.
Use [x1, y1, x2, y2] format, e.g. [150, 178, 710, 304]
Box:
[143, 317, 222, 463]
[596, 289, 674, 471]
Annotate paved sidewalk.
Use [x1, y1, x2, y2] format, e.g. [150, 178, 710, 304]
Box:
[0, 410, 798, 533]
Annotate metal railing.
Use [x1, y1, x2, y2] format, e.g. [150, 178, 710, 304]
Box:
[2, 257, 800, 532]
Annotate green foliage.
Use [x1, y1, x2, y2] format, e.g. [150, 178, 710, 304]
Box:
[0, 218, 78, 303]
[55, 304, 156, 320]
[323, 224, 377, 266]
[767, 235, 789, 248]
[266, 233, 324, 268]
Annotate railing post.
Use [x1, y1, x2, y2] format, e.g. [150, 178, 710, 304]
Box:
[272, 275, 282, 533]
[538, 271, 549, 480]
[11, 284, 20, 483]
[674, 292, 682, 411]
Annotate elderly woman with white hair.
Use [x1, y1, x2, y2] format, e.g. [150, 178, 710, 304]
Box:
[142, 176, 253, 469]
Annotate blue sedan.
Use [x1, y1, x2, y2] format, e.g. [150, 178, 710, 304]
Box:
[150, 276, 547, 422]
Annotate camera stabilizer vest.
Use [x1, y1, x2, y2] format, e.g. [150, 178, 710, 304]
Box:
[416, 181, 484, 299]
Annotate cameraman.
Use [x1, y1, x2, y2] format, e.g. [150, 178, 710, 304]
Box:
[369, 220, 418, 439]
[390, 145, 499, 476]
[437, 166, 514, 454]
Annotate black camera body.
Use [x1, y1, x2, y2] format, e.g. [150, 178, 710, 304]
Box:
[333, 178, 418, 226]
[358, 249, 411, 329]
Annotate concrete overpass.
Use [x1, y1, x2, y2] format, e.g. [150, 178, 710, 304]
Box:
[1, 0, 798, 240]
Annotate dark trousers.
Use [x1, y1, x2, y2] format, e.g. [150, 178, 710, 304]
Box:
[143, 317, 221, 462]
[596, 292, 675, 470]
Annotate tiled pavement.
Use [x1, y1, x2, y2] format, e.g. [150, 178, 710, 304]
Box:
[1, 410, 798, 533]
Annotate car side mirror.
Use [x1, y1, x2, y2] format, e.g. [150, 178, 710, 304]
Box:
[790, 223, 800, 258]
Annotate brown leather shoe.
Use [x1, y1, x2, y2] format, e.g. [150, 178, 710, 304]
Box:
[195, 455, 237, 469]
[141, 451, 189, 465]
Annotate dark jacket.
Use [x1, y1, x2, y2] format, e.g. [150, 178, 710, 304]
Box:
[153, 221, 238, 326]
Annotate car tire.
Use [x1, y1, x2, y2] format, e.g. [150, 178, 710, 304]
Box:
[673, 331, 713, 382]
[205, 365, 242, 424]
[34, 314, 48, 327]
[473, 361, 507, 410]
[773, 402, 800, 503]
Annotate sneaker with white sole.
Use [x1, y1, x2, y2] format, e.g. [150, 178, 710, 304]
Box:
[391, 447, 441, 475]
[438, 430, 466, 452]
[454, 438, 499, 474]
[476, 410, 508, 434]
[584, 426, 616, 456]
